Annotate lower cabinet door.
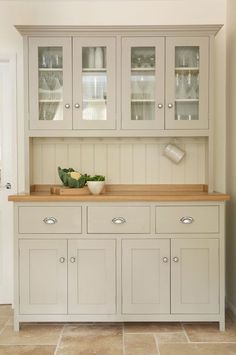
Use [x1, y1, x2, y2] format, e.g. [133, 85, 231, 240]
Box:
[68, 239, 116, 314]
[171, 238, 219, 314]
[122, 239, 170, 314]
[19, 239, 67, 314]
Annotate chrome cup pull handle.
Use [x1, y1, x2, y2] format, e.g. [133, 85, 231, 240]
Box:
[43, 217, 58, 225]
[180, 216, 194, 224]
[59, 257, 66, 263]
[70, 257, 76, 263]
[112, 217, 126, 225]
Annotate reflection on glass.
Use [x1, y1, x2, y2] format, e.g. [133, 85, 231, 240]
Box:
[131, 47, 156, 121]
[175, 46, 200, 121]
[82, 47, 107, 121]
[38, 47, 63, 121]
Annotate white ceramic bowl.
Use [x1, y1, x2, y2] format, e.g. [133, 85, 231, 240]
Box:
[87, 181, 105, 195]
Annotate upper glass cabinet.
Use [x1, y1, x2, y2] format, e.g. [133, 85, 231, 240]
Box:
[165, 37, 209, 130]
[73, 37, 116, 129]
[122, 37, 165, 130]
[29, 37, 72, 130]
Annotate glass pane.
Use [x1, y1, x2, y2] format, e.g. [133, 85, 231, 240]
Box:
[131, 47, 156, 121]
[82, 47, 107, 121]
[175, 46, 200, 121]
[38, 47, 63, 121]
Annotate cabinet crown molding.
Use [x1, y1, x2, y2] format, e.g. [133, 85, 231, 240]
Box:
[15, 24, 223, 36]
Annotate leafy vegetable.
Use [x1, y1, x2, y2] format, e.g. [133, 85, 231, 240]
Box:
[86, 175, 105, 182]
[58, 167, 89, 188]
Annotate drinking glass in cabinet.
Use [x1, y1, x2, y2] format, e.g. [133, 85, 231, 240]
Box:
[175, 46, 200, 68]
[82, 47, 106, 69]
[131, 47, 155, 68]
[175, 101, 199, 121]
[38, 47, 63, 69]
[38, 47, 64, 121]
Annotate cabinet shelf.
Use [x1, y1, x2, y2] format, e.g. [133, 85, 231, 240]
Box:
[83, 99, 107, 103]
[175, 67, 199, 72]
[175, 99, 199, 102]
[131, 99, 155, 103]
[82, 68, 107, 72]
[39, 100, 63, 103]
[131, 67, 155, 72]
[39, 68, 63, 72]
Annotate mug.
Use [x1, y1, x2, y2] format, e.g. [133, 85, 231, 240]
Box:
[163, 143, 185, 164]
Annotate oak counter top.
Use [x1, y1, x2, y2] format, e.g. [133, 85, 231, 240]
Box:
[8, 184, 230, 202]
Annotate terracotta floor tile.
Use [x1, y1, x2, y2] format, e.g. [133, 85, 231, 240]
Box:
[63, 323, 122, 337]
[124, 333, 158, 355]
[124, 322, 182, 333]
[159, 343, 236, 355]
[183, 322, 236, 343]
[57, 334, 123, 355]
[0, 345, 55, 355]
[0, 306, 13, 317]
[0, 325, 63, 345]
[155, 331, 188, 343]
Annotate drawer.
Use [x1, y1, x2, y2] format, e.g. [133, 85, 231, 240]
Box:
[19, 206, 82, 234]
[156, 205, 219, 234]
[87, 206, 150, 234]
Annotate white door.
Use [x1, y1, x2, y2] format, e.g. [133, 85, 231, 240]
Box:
[19, 239, 67, 314]
[0, 55, 17, 304]
[171, 238, 219, 313]
[122, 239, 170, 314]
[68, 239, 116, 314]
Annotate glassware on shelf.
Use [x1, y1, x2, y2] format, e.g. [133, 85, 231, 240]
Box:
[94, 47, 104, 68]
[88, 48, 95, 68]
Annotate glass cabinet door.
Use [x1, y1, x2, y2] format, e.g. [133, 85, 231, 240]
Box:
[73, 37, 116, 129]
[165, 37, 209, 130]
[29, 37, 72, 130]
[122, 37, 165, 130]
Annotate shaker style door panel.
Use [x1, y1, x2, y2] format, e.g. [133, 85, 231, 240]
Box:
[29, 37, 72, 129]
[171, 238, 219, 314]
[19, 239, 67, 314]
[122, 37, 165, 130]
[122, 239, 170, 314]
[68, 239, 116, 314]
[165, 37, 209, 129]
[73, 37, 116, 129]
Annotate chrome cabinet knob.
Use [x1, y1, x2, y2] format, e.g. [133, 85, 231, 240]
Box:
[167, 103, 173, 108]
[158, 103, 163, 109]
[162, 257, 168, 263]
[43, 217, 57, 225]
[74, 103, 80, 109]
[112, 217, 126, 224]
[59, 257, 66, 263]
[180, 216, 194, 224]
[65, 103, 70, 109]
[70, 257, 76, 263]
[173, 257, 179, 263]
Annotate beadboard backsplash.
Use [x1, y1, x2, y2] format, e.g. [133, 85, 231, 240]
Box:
[30, 137, 207, 185]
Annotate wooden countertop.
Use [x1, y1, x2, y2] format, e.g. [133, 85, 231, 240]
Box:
[8, 184, 230, 202]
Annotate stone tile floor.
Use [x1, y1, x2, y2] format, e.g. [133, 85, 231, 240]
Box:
[0, 305, 236, 354]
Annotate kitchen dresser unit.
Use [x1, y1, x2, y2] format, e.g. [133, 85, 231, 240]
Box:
[10, 25, 229, 331]
[9, 190, 229, 332]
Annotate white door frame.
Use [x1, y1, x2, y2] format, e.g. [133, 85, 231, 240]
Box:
[0, 53, 18, 304]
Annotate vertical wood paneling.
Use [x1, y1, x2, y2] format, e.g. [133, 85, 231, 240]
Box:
[185, 143, 198, 183]
[146, 144, 159, 184]
[133, 144, 146, 183]
[120, 145, 133, 183]
[159, 144, 172, 183]
[68, 144, 81, 171]
[55, 144, 68, 183]
[31, 138, 207, 185]
[41, 144, 55, 184]
[94, 144, 107, 176]
[81, 145, 94, 175]
[32, 143, 42, 184]
[107, 144, 120, 183]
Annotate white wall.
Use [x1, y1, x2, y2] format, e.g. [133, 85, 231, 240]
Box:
[226, 0, 236, 315]
[0, 0, 227, 192]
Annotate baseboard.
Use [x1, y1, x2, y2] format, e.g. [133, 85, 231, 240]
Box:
[226, 299, 236, 322]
